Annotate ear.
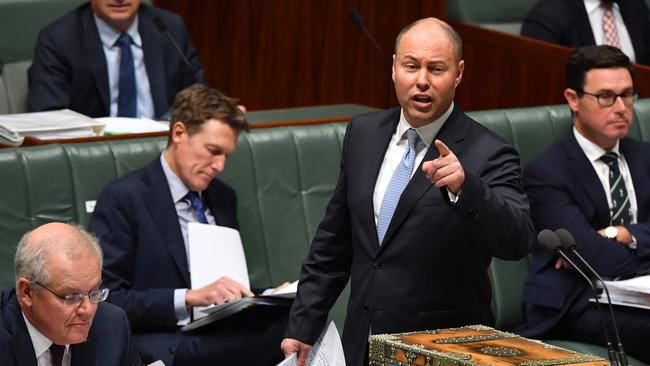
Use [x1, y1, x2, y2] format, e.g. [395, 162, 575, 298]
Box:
[564, 88, 580, 113]
[391, 54, 397, 83]
[170, 121, 187, 144]
[455, 60, 465, 87]
[16, 278, 34, 307]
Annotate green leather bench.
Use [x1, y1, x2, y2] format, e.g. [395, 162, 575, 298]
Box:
[1, 100, 649, 362]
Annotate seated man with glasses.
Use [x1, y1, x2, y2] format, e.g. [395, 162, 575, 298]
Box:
[0, 222, 143, 366]
[519, 45, 650, 363]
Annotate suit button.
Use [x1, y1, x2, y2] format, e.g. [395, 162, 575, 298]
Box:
[362, 304, 370, 312]
[373, 260, 383, 269]
[169, 347, 176, 355]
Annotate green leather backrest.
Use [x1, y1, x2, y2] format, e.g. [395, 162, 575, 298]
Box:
[446, 0, 537, 34]
[1, 100, 650, 330]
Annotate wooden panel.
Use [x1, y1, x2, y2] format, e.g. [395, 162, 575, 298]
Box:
[454, 22, 650, 111]
[153, 0, 444, 110]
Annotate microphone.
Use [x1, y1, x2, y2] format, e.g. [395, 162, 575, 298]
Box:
[153, 16, 194, 81]
[536, 230, 620, 366]
[347, 8, 391, 108]
[555, 229, 628, 366]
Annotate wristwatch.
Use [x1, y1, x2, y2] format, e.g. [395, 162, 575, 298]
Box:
[604, 226, 618, 240]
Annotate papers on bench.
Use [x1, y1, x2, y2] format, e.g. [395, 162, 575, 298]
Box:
[276, 321, 346, 366]
[96, 117, 169, 135]
[592, 275, 650, 310]
[0, 109, 104, 145]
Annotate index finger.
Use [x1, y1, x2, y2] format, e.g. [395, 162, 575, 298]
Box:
[434, 139, 451, 157]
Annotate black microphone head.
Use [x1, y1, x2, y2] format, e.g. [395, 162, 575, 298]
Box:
[153, 16, 168, 33]
[537, 229, 562, 253]
[347, 8, 364, 27]
[555, 228, 577, 250]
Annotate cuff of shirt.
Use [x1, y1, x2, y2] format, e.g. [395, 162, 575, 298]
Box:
[174, 288, 190, 325]
[629, 235, 638, 250]
[447, 188, 462, 204]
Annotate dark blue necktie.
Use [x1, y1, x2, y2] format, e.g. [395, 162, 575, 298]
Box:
[116, 33, 136, 117]
[49, 343, 65, 366]
[185, 191, 209, 224]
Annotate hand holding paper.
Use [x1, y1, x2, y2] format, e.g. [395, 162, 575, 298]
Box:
[186, 276, 253, 307]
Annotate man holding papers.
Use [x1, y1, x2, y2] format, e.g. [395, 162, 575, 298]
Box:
[90, 85, 287, 366]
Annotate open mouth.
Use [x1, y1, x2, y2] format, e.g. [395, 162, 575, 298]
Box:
[412, 94, 433, 108]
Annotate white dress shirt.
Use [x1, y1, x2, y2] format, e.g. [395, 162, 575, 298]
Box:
[22, 313, 71, 366]
[584, 0, 636, 62]
[373, 103, 454, 224]
[94, 14, 155, 118]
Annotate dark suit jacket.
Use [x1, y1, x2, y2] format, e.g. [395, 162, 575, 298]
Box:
[28, 3, 204, 118]
[0, 289, 141, 366]
[521, 0, 650, 65]
[285, 106, 535, 366]
[89, 157, 238, 364]
[520, 132, 650, 338]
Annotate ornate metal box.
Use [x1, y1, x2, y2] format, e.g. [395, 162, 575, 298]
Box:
[369, 325, 608, 366]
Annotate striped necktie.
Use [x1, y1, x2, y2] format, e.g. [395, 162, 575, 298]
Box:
[376, 128, 419, 245]
[600, 152, 632, 225]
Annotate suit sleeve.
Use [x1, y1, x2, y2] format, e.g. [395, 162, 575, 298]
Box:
[453, 139, 535, 260]
[520, 0, 568, 45]
[524, 161, 650, 278]
[285, 123, 354, 345]
[90, 185, 179, 331]
[27, 29, 72, 112]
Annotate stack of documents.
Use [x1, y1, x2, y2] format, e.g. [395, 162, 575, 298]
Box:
[595, 275, 650, 310]
[0, 109, 104, 145]
[95, 117, 169, 135]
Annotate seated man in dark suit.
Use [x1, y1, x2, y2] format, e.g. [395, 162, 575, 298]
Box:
[520, 45, 650, 363]
[90, 84, 287, 366]
[521, 0, 650, 66]
[28, 0, 203, 118]
[0, 222, 142, 366]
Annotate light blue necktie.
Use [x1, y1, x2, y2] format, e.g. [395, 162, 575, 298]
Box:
[185, 191, 209, 224]
[116, 33, 136, 117]
[376, 128, 419, 245]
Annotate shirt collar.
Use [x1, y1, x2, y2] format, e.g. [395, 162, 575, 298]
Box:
[160, 152, 191, 203]
[397, 102, 454, 147]
[93, 13, 142, 48]
[573, 126, 620, 162]
[22, 312, 69, 359]
[584, 0, 619, 14]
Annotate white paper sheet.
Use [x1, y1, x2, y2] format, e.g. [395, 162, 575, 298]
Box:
[188, 223, 250, 319]
[275, 321, 346, 366]
[95, 117, 169, 134]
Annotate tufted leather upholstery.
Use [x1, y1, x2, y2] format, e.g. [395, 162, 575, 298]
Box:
[1, 100, 649, 361]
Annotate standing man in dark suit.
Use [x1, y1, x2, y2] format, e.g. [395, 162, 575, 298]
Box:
[281, 18, 536, 366]
[520, 45, 650, 363]
[28, 0, 203, 118]
[0, 222, 142, 366]
[90, 85, 287, 366]
[521, 0, 650, 65]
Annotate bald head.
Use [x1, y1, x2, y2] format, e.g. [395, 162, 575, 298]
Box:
[395, 18, 463, 62]
[15, 222, 103, 284]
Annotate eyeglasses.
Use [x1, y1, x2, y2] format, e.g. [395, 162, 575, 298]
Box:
[34, 281, 109, 306]
[578, 90, 638, 107]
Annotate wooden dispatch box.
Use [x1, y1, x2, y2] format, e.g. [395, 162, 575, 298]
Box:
[369, 325, 608, 366]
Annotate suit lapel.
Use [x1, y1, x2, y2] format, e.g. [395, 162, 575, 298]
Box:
[363, 109, 401, 249]
[142, 159, 191, 287]
[139, 6, 168, 118]
[621, 138, 649, 221]
[2, 291, 38, 366]
[81, 6, 110, 114]
[378, 107, 466, 251]
[575, 0, 597, 45]
[564, 134, 611, 227]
